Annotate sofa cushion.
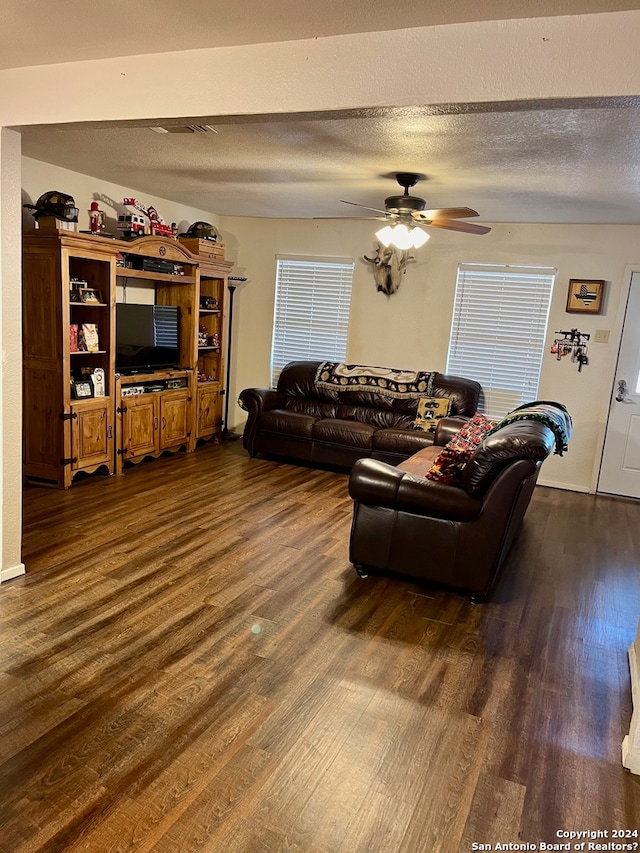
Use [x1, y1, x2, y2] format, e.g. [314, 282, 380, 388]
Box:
[412, 396, 452, 432]
[425, 412, 496, 484]
[259, 409, 318, 438]
[396, 445, 442, 475]
[484, 400, 572, 456]
[372, 428, 436, 456]
[337, 404, 413, 429]
[462, 419, 557, 495]
[284, 398, 339, 418]
[312, 418, 376, 449]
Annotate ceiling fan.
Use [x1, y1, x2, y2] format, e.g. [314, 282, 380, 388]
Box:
[341, 172, 491, 248]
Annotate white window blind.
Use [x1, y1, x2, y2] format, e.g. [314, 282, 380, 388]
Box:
[446, 263, 555, 420]
[271, 255, 354, 387]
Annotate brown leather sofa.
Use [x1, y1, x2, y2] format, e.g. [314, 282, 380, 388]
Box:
[238, 360, 481, 468]
[348, 406, 572, 601]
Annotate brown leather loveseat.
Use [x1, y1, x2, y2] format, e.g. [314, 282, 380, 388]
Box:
[239, 360, 481, 468]
[348, 402, 572, 601]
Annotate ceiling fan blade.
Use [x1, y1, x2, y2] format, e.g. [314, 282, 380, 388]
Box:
[423, 219, 491, 235]
[413, 207, 479, 220]
[340, 200, 391, 216]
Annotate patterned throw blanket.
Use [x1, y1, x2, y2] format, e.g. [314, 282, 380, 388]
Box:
[484, 400, 573, 455]
[315, 362, 437, 399]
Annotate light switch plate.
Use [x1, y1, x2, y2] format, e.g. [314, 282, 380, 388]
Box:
[594, 329, 610, 343]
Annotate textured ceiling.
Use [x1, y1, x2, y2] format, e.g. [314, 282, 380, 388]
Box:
[9, 1, 640, 223]
[19, 100, 640, 223]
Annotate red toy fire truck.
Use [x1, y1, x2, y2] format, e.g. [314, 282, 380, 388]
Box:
[117, 198, 173, 239]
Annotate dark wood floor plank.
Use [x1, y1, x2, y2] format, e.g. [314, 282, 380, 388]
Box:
[0, 441, 638, 851]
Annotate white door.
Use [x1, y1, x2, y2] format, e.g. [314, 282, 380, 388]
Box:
[599, 271, 640, 497]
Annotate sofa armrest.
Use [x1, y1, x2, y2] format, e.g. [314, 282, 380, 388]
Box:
[433, 416, 470, 446]
[238, 387, 288, 454]
[349, 458, 482, 522]
[238, 387, 286, 415]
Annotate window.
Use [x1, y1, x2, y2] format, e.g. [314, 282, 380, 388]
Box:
[446, 263, 555, 419]
[271, 255, 355, 387]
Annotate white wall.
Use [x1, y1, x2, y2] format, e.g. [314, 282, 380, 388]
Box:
[220, 215, 640, 493]
[4, 13, 640, 126]
[1, 129, 25, 582]
[21, 157, 220, 237]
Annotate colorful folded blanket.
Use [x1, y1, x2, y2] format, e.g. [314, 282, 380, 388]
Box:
[315, 361, 437, 399]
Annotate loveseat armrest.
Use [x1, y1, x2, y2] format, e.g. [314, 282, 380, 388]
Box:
[348, 458, 482, 522]
[433, 416, 471, 446]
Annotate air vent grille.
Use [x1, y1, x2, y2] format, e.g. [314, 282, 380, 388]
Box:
[149, 125, 217, 135]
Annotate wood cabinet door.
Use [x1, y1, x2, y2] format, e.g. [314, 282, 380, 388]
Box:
[124, 395, 159, 459]
[196, 385, 220, 438]
[71, 400, 113, 471]
[159, 390, 190, 449]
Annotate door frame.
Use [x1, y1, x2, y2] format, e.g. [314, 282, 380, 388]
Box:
[592, 263, 640, 494]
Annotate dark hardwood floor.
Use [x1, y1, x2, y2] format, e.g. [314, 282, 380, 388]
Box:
[2, 441, 640, 852]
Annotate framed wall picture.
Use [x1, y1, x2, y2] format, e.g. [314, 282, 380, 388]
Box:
[566, 279, 605, 314]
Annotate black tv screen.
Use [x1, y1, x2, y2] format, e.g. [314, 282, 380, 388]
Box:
[116, 303, 180, 372]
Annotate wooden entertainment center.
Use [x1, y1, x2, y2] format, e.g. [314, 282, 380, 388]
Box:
[22, 227, 233, 488]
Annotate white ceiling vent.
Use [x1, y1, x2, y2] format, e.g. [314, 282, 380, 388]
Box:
[149, 125, 218, 134]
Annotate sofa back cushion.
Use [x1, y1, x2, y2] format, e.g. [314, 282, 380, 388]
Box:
[277, 360, 341, 404]
[461, 419, 557, 495]
[336, 404, 414, 429]
[277, 361, 481, 419]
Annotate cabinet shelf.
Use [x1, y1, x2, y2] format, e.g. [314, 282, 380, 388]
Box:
[198, 346, 220, 352]
[116, 268, 196, 285]
[199, 309, 221, 315]
[70, 350, 107, 355]
[71, 302, 109, 308]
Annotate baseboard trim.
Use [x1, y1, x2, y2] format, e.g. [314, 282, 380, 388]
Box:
[1, 562, 26, 583]
[536, 479, 589, 492]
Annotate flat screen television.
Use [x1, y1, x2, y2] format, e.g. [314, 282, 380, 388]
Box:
[116, 303, 180, 373]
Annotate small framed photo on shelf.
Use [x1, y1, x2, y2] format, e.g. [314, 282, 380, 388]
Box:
[81, 323, 100, 352]
[566, 279, 605, 314]
[79, 288, 103, 304]
[71, 379, 94, 399]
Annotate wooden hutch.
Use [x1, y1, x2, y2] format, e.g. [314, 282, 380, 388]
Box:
[22, 225, 233, 488]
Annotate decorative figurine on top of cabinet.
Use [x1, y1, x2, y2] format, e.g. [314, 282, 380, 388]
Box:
[117, 198, 174, 239]
[88, 201, 105, 235]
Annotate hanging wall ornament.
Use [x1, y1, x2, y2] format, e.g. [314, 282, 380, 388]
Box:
[363, 243, 413, 296]
[551, 328, 590, 372]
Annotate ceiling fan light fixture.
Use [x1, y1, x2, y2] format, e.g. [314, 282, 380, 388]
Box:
[375, 223, 429, 250]
[410, 227, 430, 248]
[375, 224, 395, 247]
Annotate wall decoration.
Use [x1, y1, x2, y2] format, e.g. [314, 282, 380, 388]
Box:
[566, 279, 605, 313]
[550, 328, 590, 371]
[363, 243, 413, 296]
